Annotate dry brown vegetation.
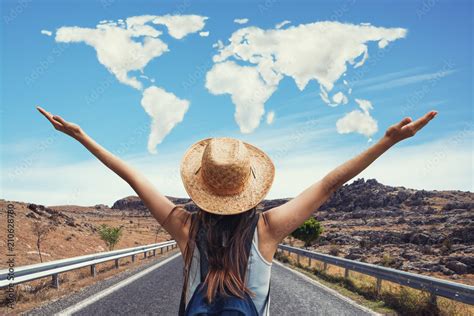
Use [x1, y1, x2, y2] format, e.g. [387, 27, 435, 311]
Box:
[276, 241, 474, 316]
[0, 199, 174, 314]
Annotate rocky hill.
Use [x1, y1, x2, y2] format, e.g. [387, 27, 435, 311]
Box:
[111, 178, 473, 283]
[112, 195, 195, 214]
[301, 178, 473, 281]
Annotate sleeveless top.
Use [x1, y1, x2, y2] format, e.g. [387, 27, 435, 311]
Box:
[184, 221, 272, 316]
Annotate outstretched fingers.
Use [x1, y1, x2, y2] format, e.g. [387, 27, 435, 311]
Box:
[402, 110, 437, 133]
[52, 115, 67, 126]
[36, 106, 51, 119]
[395, 116, 413, 128]
[36, 106, 64, 129]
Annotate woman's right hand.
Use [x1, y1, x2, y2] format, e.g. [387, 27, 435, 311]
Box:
[383, 110, 437, 145]
[36, 106, 84, 140]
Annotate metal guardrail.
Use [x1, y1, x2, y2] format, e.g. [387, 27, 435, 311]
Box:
[0, 240, 177, 289]
[277, 244, 474, 305]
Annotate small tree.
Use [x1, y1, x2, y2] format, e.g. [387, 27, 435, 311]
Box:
[98, 224, 123, 250]
[291, 217, 323, 247]
[32, 221, 55, 263]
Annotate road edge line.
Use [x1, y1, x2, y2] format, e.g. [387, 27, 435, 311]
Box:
[274, 260, 381, 316]
[55, 252, 181, 316]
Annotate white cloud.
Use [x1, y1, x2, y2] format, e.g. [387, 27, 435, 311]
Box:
[54, 15, 207, 153]
[266, 111, 275, 124]
[332, 92, 348, 105]
[140, 86, 190, 154]
[234, 18, 249, 25]
[55, 24, 166, 90]
[199, 31, 209, 37]
[208, 21, 406, 133]
[336, 110, 378, 138]
[355, 98, 373, 113]
[152, 15, 208, 39]
[55, 15, 207, 90]
[275, 20, 291, 29]
[41, 29, 52, 36]
[213, 22, 406, 91]
[213, 40, 224, 49]
[206, 61, 277, 133]
[336, 98, 377, 137]
[378, 39, 389, 48]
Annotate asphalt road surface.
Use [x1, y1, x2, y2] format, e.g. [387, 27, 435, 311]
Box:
[48, 253, 376, 316]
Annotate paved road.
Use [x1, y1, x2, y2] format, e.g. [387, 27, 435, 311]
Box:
[44, 253, 375, 316]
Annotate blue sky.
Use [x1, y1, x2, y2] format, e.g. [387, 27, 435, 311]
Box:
[1, 0, 472, 206]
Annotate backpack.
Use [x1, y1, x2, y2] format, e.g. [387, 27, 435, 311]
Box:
[178, 211, 271, 316]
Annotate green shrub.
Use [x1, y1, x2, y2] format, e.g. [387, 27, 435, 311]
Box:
[382, 253, 395, 267]
[291, 217, 323, 246]
[98, 224, 123, 251]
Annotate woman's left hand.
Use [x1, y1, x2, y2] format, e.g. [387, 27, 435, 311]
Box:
[384, 110, 438, 144]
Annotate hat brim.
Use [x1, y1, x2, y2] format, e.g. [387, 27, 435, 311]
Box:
[180, 138, 275, 215]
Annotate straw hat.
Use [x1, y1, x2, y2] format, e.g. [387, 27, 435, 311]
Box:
[180, 137, 275, 215]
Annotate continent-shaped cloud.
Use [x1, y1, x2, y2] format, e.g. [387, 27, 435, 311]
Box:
[53, 15, 208, 154]
[206, 61, 277, 133]
[336, 99, 378, 139]
[141, 86, 189, 154]
[206, 21, 406, 135]
[56, 15, 207, 90]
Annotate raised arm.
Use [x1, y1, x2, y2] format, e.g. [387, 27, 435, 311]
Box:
[36, 106, 189, 248]
[263, 110, 438, 244]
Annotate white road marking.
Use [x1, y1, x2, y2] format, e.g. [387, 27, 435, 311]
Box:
[274, 260, 381, 316]
[55, 253, 181, 316]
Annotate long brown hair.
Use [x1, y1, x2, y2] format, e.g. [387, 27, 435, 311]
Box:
[181, 207, 258, 304]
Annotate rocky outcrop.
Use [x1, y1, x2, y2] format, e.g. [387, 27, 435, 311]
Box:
[302, 179, 473, 277]
[27, 203, 80, 228]
[111, 196, 194, 214]
[112, 196, 148, 211]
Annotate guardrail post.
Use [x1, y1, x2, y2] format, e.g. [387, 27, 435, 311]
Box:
[344, 268, 350, 279]
[52, 273, 59, 289]
[144, 251, 147, 259]
[160, 247, 163, 254]
[376, 278, 382, 296]
[166, 245, 169, 252]
[430, 293, 437, 307]
[297, 254, 300, 265]
[132, 254, 135, 262]
[90, 264, 96, 277]
[323, 262, 328, 271]
[153, 249, 156, 256]
[308, 258, 312, 267]
[115, 259, 119, 269]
